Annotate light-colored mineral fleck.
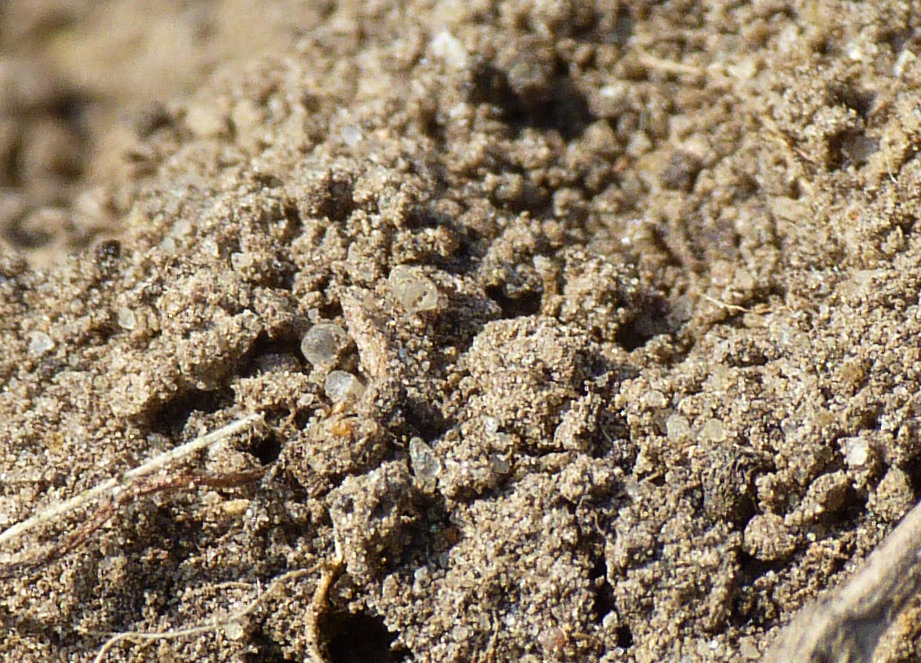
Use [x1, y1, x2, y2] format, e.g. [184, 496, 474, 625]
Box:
[300, 322, 351, 367]
[116, 306, 137, 330]
[223, 620, 245, 640]
[488, 453, 511, 475]
[230, 251, 255, 272]
[409, 437, 441, 490]
[665, 413, 691, 441]
[324, 370, 365, 403]
[430, 30, 468, 70]
[644, 389, 667, 409]
[341, 125, 363, 147]
[698, 418, 727, 442]
[27, 330, 54, 355]
[844, 436, 870, 469]
[388, 265, 440, 313]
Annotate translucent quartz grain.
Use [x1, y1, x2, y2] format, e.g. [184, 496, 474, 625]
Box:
[665, 413, 691, 440]
[27, 331, 54, 355]
[116, 307, 137, 330]
[301, 322, 350, 366]
[388, 265, 439, 313]
[325, 370, 365, 403]
[409, 437, 441, 489]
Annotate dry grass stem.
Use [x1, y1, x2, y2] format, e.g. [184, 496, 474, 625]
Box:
[0, 413, 265, 577]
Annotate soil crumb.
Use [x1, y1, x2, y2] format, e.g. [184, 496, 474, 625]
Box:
[3, 1, 921, 662]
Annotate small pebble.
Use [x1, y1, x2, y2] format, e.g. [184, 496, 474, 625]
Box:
[409, 437, 441, 490]
[389, 265, 439, 313]
[116, 307, 137, 330]
[223, 621, 245, 640]
[844, 436, 870, 469]
[341, 125, 363, 147]
[644, 389, 667, 409]
[230, 251, 255, 272]
[742, 513, 796, 561]
[699, 418, 727, 442]
[665, 413, 691, 441]
[28, 331, 54, 355]
[301, 322, 351, 366]
[325, 370, 365, 403]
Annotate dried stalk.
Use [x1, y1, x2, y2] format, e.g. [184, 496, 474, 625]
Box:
[0, 413, 265, 577]
[766, 497, 921, 662]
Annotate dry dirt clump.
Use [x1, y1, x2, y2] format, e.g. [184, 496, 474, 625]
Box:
[4, 1, 921, 662]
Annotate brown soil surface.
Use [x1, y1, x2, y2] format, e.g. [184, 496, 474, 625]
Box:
[2, 1, 921, 661]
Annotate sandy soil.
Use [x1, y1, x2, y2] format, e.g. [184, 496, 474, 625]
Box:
[2, 1, 921, 661]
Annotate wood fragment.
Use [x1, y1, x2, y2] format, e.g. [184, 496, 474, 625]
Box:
[766, 497, 921, 662]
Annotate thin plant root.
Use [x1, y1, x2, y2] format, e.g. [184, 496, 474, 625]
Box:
[305, 555, 344, 663]
[92, 563, 323, 663]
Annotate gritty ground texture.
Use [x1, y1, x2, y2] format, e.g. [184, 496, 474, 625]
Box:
[2, 1, 921, 661]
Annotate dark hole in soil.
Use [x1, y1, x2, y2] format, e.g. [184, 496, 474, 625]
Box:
[484, 284, 542, 318]
[325, 610, 408, 663]
[615, 624, 633, 648]
[826, 129, 878, 171]
[241, 334, 303, 377]
[614, 318, 653, 350]
[467, 62, 594, 139]
[615, 302, 670, 350]
[830, 84, 876, 120]
[244, 627, 296, 663]
[589, 553, 615, 624]
[151, 386, 233, 436]
[251, 432, 282, 465]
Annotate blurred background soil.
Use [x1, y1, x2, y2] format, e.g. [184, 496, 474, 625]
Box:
[3, 1, 921, 662]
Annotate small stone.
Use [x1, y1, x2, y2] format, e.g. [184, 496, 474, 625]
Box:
[869, 466, 914, 523]
[230, 251, 255, 272]
[27, 331, 54, 355]
[301, 322, 351, 367]
[742, 513, 796, 561]
[488, 453, 511, 475]
[430, 30, 468, 70]
[409, 437, 441, 490]
[790, 470, 849, 525]
[116, 307, 137, 330]
[388, 265, 439, 313]
[665, 413, 690, 441]
[223, 621, 245, 640]
[644, 389, 667, 409]
[325, 370, 365, 403]
[699, 418, 727, 442]
[341, 125, 363, 147]
[844, 436, 871, 469]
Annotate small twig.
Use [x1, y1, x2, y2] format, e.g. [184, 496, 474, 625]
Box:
[766, 497, 921, 662]
[92, 564, 322, 663]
